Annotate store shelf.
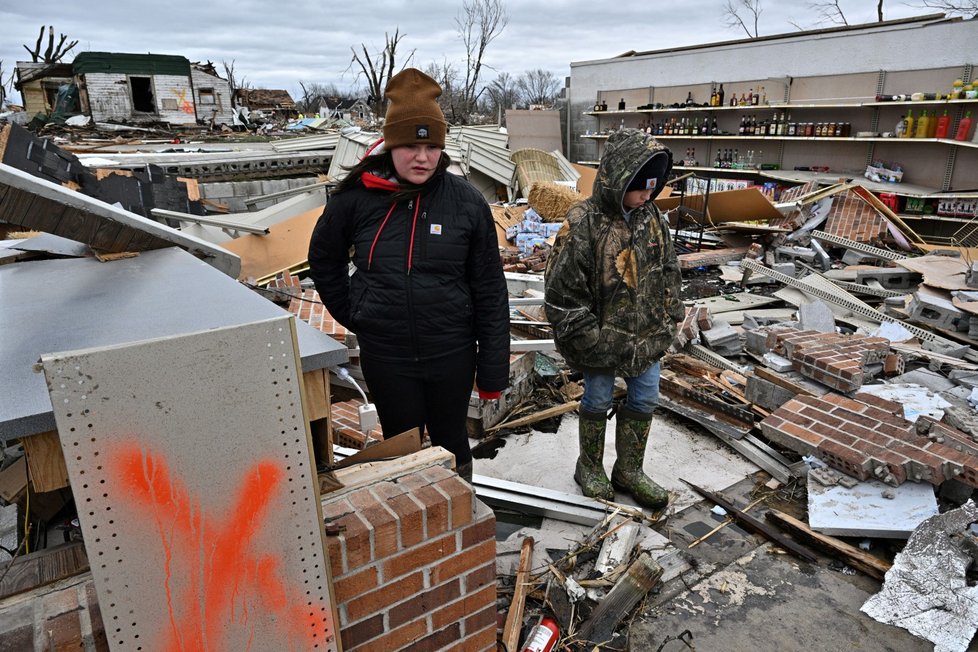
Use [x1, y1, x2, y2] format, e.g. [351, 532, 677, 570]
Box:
[583, 98, 978, 116]
[584, 133, 966, 143]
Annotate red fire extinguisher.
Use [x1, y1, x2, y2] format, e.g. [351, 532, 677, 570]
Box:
[521, 617, 559, 652]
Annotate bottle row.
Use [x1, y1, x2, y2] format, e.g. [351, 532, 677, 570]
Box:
[633, 113, 851, 137]
[896, 109, 974, 140]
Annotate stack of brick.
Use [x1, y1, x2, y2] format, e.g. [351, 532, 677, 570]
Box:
[760, 391, 978, 488]
[822, 189, 889, 244]
[324, 464, 497, 651]
[764, 328, 891, 393]
[671, 305, 712, 352]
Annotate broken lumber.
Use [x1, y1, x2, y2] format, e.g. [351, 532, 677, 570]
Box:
[486, 400, 580, 432]
[577, 552, 664, 646]
[680, 479, 819, 563]
[765, 509, 891, 580]
[503, 536, 535, 652]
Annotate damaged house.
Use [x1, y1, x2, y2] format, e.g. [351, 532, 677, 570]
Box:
[14, 51, 233, 126]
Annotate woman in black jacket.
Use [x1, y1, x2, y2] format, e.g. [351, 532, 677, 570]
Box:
[307, 68, 509, 482]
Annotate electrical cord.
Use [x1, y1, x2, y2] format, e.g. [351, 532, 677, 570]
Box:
[331, 366, 369, 405]
[242, 282, 325, 305]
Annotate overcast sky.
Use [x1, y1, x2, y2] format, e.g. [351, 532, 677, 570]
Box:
[1, 1, 931, 104]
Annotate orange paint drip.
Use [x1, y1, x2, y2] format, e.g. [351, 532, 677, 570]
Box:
[106, 445, 335, 651]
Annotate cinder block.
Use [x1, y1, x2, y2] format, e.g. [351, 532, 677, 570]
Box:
[907, 292, 964, 330]
[855, 266, 922, 289]
[746, 375, 796, 411]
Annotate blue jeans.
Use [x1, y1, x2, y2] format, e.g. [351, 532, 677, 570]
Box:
[581, 362, 661, 415]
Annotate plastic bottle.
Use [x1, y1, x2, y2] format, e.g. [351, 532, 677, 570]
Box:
[914, 110, 930, 138]
[955, 111, 974, 141]
[934, 110, 949, 138]
[903, 109, 915, 138]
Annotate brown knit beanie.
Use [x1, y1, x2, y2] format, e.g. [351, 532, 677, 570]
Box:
[383, 68, 447, 149]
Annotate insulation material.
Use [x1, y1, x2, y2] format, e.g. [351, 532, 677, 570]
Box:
[41, 316, 338, 651]
[527, 182, 584, 222]
[861, 501, 978, 652]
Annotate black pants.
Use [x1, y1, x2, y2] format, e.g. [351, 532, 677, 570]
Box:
[359, 345, 476, 466]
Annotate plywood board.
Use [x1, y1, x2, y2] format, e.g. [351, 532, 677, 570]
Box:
[656, 187, 784, 224]
[222, 206, 322, 281]
[41, 316, 339, 651]
[20, 429, 69, 492]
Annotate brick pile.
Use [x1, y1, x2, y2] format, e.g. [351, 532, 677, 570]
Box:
[268, 271, 351, 342]
[760, 391, 978, 487]
[822, 189, 888, 243]
[766, 328, 891, 393]
[671, 305, 712, 352]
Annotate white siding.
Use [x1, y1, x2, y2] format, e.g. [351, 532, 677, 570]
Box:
[82, 72, 197, 125]
[83, 73, 132, 123]
[153, 74, 197, 125]
[190, 69, 233, 124]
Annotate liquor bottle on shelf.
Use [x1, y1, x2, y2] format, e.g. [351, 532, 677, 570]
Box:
[751, 88, 759, 106]
[689, 147, 697, 166]
[730, 94, 737, 107]
[618, 97, 626, 110]
[739, 115, 746, 135]
[714, 149, 722, 167]
[902, 110, 915, 138]
[593, 99, 601, 112]
[711, 116, 719, 135]
[739, 92, 748, 106]
[600, 100, 608, 111]
[718, 84, 725, 106]
[701, 118, 709, 135]
[685, 91, 694, 106]
[760, 86, 767, 105]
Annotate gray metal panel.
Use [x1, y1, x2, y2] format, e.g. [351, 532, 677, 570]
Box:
[41, 316, 338, 651]
[0, 247, 347, 441]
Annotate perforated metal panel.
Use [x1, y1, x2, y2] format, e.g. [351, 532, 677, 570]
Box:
[41, 316, 338, 652]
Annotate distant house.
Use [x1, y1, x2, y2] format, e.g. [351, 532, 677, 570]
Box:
[321, 97, 373, 123]
[14, 51, 233, 126]
[234, 89, 297, 118]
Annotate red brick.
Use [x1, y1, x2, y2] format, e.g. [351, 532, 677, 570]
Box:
[346, 571, 424, 622]
[877, 422, 914, 441]
[353, 618, 428, 652]
[463, 562, 497, 594]
[462, 512, 497, 549]
[46, 610, 82, 651]
[403, 623, 462, 651]
[431, 539, 497, 586]
[339, 612, 389, 651]
[337, 511, 373, 572]
[434, 476, 475, 529]
[389, 579, 461, 628]
[823, 394, 867, 413]
[458, 627, 498, 652]
[464, 604, 498, 638]
[334, 565, 380, 603]
[349, 490, 400, 559]
[383, 531, 458, 580]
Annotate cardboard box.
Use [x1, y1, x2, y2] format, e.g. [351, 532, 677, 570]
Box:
[655, 187, 784, 226]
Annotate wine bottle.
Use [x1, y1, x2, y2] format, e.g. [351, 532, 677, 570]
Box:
[718, 84, 725, 106]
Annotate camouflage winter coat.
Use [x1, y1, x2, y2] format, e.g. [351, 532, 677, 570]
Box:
[544, 129, 683, 377]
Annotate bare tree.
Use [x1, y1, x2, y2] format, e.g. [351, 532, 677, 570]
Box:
[809, 0, 849, 25]
[722, 0, 763, 38]
[23, 25, 78, 63]
[517, 69, 560, 107]
[222, 59, 250, 108]
[485, 71, 521, 123]
[298, 81, 343, 115]
[0, 60, 13, 106]
[456, 0, 509, 124]
[909, 0, 978, 16]
[423, 60, 464, 122]
[350, 29, 414, 118]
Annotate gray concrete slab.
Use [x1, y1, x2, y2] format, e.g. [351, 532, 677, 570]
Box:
[474, 409, 759, 514]
[807, 473, 939, 539]
[0, 247, 347, 441]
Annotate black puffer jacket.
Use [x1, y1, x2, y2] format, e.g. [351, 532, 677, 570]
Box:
[308, 167, 510, 392]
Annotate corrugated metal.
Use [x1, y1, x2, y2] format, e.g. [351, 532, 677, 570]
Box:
[74, 52, 191, 77]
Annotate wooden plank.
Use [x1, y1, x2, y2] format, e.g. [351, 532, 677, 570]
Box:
[503, 536, 535, 652]
[766, 509, 891, 580]
[302, 368, 331, 422]
[221, 206, 323, 281]
[753, 366, 818, 397]
[20, 430, 69, 492]
[0, 455, 28, 503]
[0, 541, 90, 600]
[0, 124, 10, 161]
[319, 447, 454, 498]
[486, 400, 580, 432]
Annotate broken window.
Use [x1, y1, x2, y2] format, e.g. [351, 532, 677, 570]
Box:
[199, 88, 216, 105]
[129, 76, 156, 113]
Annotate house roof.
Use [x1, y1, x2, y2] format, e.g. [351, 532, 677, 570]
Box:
[236, 89, 296, 109]
[73, 51, 191, 77]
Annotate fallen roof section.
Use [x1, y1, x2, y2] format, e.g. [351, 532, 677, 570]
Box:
[0, 163, 240, 277]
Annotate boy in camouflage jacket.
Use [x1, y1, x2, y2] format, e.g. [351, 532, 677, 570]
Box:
[544, 128, 683, 508]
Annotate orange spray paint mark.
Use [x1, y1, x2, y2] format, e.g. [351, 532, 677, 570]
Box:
[110, 445, 334, 651]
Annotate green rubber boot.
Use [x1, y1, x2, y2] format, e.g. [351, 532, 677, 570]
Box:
[574, 409, 615, 501]
[611, 407, 670, 509]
